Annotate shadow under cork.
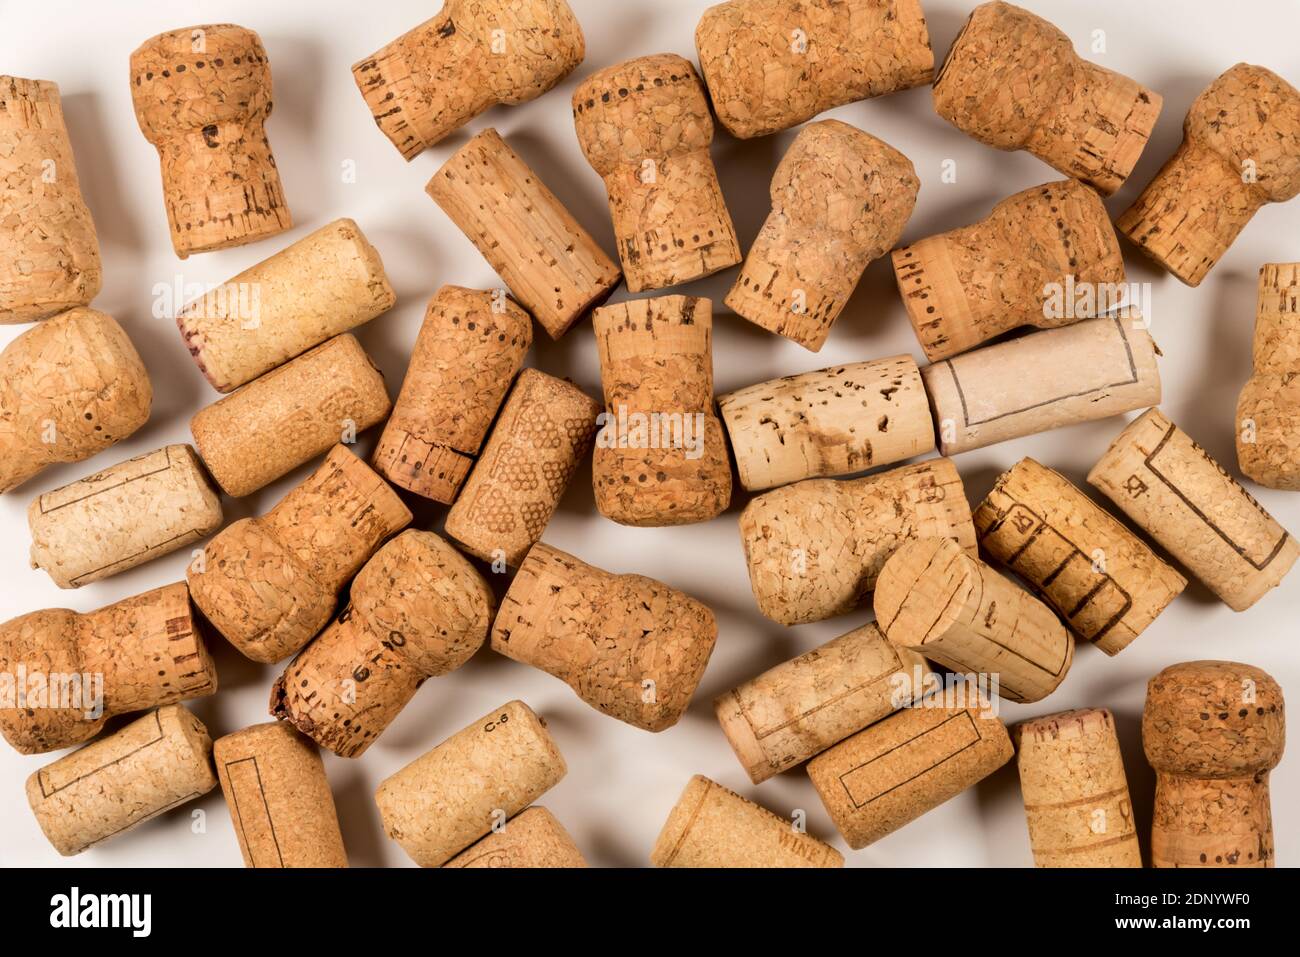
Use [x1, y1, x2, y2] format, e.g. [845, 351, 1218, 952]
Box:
[328, 760, 391, 867]
[259, 33, 330, 227]
[60, 91, 145, 254]
[1111, 702, 1157, 867]
[1179, 268, 1256, 469]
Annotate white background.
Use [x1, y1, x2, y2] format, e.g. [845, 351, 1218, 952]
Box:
[2, 0, 1299, 868]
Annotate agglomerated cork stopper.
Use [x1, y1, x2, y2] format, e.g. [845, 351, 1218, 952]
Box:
[444, 805, 586, 867]
[1237, 264, 1300, 488]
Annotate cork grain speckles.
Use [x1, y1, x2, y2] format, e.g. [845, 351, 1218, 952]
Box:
[443, 806, 586, 867]
[1237, 264, 1300, 488]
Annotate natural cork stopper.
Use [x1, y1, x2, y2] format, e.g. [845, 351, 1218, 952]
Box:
[443, 806, 586, 868]
[1088, 407, 1299, 612]
[572, 54, 741, 292]
[1237, 264, 1300, 488]
[130, 24, 291, 258]
[1143, 661, 1285, 868]
[933, 2, 1161, 195]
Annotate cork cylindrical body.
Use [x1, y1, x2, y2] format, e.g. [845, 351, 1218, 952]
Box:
[443, 806, 587, 868]
[1237, 263, 1300, 488]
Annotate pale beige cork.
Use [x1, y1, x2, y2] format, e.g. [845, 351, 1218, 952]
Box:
[375, 700, 567, 867]
[444, 368, 600, 567]
[933, 2, 1161, 196]
[271, 530, 494, 757]
[130, 24, 291, 258]
[1237, 264, 1300, 488]
[739, 458, 976, 626]
[1013, 708, 1142, 868]
[1144, 661, 1285, 868]
[0, 76, 101, 324]
[572, 54, 741, 292]
[1088, 408, 1300, 612]
[444, 806, 587, 868]
[727, 121, 918, 350]
[1119, 64, 1300, 287]
[190, 333, 392, 497]
[974, 458, 1186, 657]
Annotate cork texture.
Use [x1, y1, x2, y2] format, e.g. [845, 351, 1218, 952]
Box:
[1237, 263, 1300, 488]
[443, 805, 587, 868]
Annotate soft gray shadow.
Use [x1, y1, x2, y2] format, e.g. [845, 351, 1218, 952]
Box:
[329, 762, 390, 867]
[61, 91, 145, 253]
[261, 35, 330, 226]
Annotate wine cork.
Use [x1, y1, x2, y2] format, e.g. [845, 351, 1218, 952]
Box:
[1013, 708, 1142, 868]
[739, 458, 976, 626]
[1118, 64, 1300, 287]
[719, 356, 933, 492]
[933, 2, 1161, 195]
[130, 24, 291, 258]
[1237, 263, 1300, 489]
[375, 700, 567, 867]
[190, 334, 392, 497]
[188, 445, 411, 664]
[177, 218, 397, 393]
[727, 121, 919, 350]
[492, 542, 717, 732]
[974, 458, 1186, 657]
[427, 129, 620, 339]
[651, 775, 843, 868]
[1143, 661, 1285, 868]
[271, 530, 494, 757]
[26, 705, 217, 856]
[572, 54, 741, 292]
[1088, 408, 1300, 612]
[443, 806, 587, 868]
[892, 180, 1126, 362]
[214, 722, 348, 868]
[28, 444, 223, 589]
[0, 76, 101, 323]
[591, 295, 731, 526]
[444, 368, 600, 567]
[353, 0, 585, 161]
[923, 315, 1162, 456]
[0, 307, 152, 495]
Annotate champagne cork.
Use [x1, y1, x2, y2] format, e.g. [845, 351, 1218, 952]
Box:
[188, 445, 411, 664]
[0, 307, 152, 495]
[739, 458, 976, 626]
[892, 180, 1125, 362]
[933, 2, 1161, 195]
[0, 581, 216, 755]
[28, 444, 223, 589]
[718, 356, 933, 492]
[572, 54, 741, 292]
[651, 774, 843, 868]
[444, 368, 600, 567]
[1143, 661, 1285, 868]
[0, 76, 101, 323]
[1237, 264, 1300, 489]
[492, 542, 717, 732]
[1088, 408, 1300, 612]
[974, 458, 1186, 657]
[427, 129, 620, 339]
[26, 705, 217, 856]
[695, 0, 933, 140]
[214, 722, 348, 868]
[1013, 708, 1142, 868]
[375, 700, 567, 867]
[130, 24, 291, 258]
[1118, 64, 1300, 287]
[443, 806, 587, 868]
[591, 295, 731, 526]
[177, 218, 397, 393]
[190, 334, 392, 497]
[371, 286, 531, 503]
[271, 530, 494, 757]
[726, 120, 919, 350]
[923, 316, 1162, 456]
[353, 0, 585, 161]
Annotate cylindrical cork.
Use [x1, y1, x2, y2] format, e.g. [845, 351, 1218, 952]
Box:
[727, 121, 918, 350]
[1088, 408, 1300, 612]
[0, 76, 101, 323]
[1014, 708, 1142, 867]
[190, 333, 392, 497]
[923, 315, 1162, 456]
[214, 722, 348, 868]
[444, 368, 600, 567]
[130, 24, 291, 258]
[375, 700, 567, 867]
[572, 54, 741, 292]
[1143, 661, 1285, 868]
[1118, 64, 1300, 287]
[739, 458, 976, 626]
[1237, 264, 1300, 488]
[974, 458, 1186, 657]
[443, 806, 587, 868]
[26, 705, 217, 856]
[933, 2, 1162, 195]
[271, 530, 494, 757]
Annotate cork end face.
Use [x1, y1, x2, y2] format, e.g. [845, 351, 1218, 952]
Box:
[873, 536, 973, 649]
[714, 690, 772, 784]
[649, 774, 711, 866]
